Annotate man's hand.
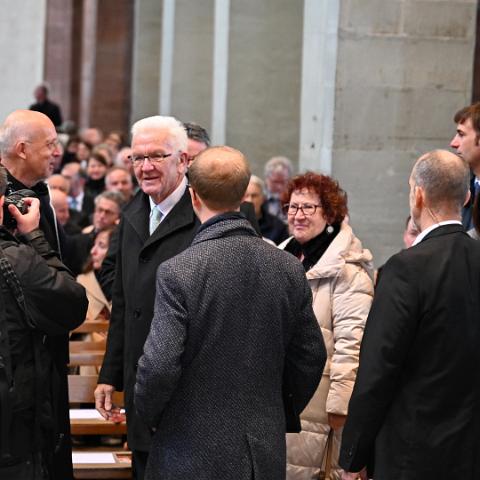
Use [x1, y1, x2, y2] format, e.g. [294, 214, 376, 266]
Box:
[328, 413, 347, 430]
[95, 383, 117, 420]
[9, 197, 40, 234]
[341, 468, 368, 480]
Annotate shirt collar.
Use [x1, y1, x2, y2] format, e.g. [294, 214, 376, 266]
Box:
[412, 220, 462, 246]
[148, 176, 187, 218]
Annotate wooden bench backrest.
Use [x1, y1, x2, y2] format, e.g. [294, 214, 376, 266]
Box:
[68, 374, 124, 406]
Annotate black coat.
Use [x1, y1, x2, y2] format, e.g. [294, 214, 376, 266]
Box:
[134, 214, 325, 480]
[6, 171, 89, 479]
[0, 227, 87, 469]
[339, 224, 480, 479]
[98, 187, 200, 451]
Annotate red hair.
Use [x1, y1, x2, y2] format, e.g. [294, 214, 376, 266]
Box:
[282, 172, 348, 224]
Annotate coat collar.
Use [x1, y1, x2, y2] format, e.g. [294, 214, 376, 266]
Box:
[123, 188, 198, 247]
[420, 223, 466, 243]
[304, 222, 374, 281]
[192, 212, 258, 246]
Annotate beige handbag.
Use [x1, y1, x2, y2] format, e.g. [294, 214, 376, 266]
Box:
[318, 429, 334, 480]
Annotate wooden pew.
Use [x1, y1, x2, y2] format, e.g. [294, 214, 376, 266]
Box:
[69, 375, 130, 479]
[69, 341, 106, 367]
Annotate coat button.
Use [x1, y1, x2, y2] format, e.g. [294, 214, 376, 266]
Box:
[134, 309, 141, 317]
[139, 256, 149, 263]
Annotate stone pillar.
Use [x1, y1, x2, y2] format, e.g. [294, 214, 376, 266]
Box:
[44, 0, 74, 121]
[226, 0, 303, 174]
[332, 0, 477, 264]
[0, 0, 46, 121]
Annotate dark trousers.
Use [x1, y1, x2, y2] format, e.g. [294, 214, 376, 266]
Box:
[132, 450, 149, 480]
[0, 453, 47, 480]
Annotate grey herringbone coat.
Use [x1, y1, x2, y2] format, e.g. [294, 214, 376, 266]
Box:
[135, 214, 326, 480]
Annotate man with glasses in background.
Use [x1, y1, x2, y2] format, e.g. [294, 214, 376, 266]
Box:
[95, 116, 199, 480]
[0, 109, 88, 480]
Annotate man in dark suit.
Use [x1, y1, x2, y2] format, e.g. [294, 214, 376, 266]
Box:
[29, 84, 63, 128]
[95, 116, 200, 479]
[134, 146, 325, 480]
[339, 150, 480, 480]
[450, 102, 480, 230]
[0, 109, 88, 479]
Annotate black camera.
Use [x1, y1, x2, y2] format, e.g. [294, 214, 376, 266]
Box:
[3, 185, 37, 230]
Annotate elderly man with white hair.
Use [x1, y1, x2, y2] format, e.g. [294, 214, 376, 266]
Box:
[95, 116, 199, 480]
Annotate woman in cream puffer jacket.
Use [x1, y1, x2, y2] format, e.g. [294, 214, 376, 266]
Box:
[280, 172, 374, 480]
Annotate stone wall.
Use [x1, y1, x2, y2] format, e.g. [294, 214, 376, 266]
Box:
[333, 0, 477, 265]
[0, 0, 46, 122]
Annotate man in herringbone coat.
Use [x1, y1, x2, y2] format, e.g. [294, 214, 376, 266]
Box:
[135, 146, 326, 480]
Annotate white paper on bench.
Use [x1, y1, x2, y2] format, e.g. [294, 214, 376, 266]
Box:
[72, 452, 116, 464]
[69, 408, 103, 419]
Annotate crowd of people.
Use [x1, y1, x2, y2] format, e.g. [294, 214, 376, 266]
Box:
[0, 95, 479, 480]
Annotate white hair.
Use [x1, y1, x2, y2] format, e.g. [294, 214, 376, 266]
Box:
[264, 156, 293, 178]
[249, 174, 265, 193]
[131, 116, 187, 153]
[0, 123, 25, 158]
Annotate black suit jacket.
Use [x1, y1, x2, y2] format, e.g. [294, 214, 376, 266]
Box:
[98, 187, 200, 451]
[134, 214, 325, 479]
[339, 224, 480, 479]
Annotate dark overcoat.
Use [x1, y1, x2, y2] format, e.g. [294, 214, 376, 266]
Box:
[339, 224, 480, 479]
[98, 188, 199, 451]
[135, 214, 326, 480]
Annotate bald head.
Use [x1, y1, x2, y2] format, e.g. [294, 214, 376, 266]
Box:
[1, 110, 54, 157]
[411, 149, 470, 213]
[48, 174, 70, 194]
[0, 110, 60, 187]
[50, 188, 70, 226]
[189, 146, 251, 211]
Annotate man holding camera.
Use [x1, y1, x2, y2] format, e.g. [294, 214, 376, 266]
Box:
[0, 110, 88, 479]
[0, 164, 87, 478]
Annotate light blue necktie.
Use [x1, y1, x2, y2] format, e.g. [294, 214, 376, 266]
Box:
[149, 207, 163, 235]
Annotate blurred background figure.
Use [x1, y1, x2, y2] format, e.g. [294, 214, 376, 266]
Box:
[105, 166, 135, 203]
[48, 173, 71, 195]
[77, 226, 115, 325]
[80, 127, 104, 147]
[403, 215, 420, 248]
[280, 172, 374, 480]
[29, 83, 63, 127]
[243, 174, 288, 244]
[264, 156, 293, 222]
[82, 190, 124, 234]
[85, 152, 108, 198]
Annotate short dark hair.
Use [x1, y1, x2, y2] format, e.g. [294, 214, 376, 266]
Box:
[454, 103, 480, 142]
[184, 122, 210, 147]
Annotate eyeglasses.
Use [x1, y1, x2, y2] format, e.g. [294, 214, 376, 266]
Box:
[128, 152, 174, 166]
[283, 203, 322, 216]
[25, 138, 61, 151]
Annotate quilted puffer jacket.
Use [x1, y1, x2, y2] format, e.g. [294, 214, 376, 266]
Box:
[280, 222, 374, 480]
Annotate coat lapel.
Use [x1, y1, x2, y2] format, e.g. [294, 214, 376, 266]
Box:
[143, 189, 197, 249]
[123, 191, 151, 244]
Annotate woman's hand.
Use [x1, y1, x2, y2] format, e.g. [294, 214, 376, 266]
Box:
[327, 413, 347, 430]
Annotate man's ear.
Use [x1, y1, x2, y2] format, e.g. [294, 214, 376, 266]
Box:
[14, 140, 28, 160]
[464, 189, 471, 207]
[414, 185, 424, 209]
[189, 186, 201, 210]
[178, 152, 188, 173]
